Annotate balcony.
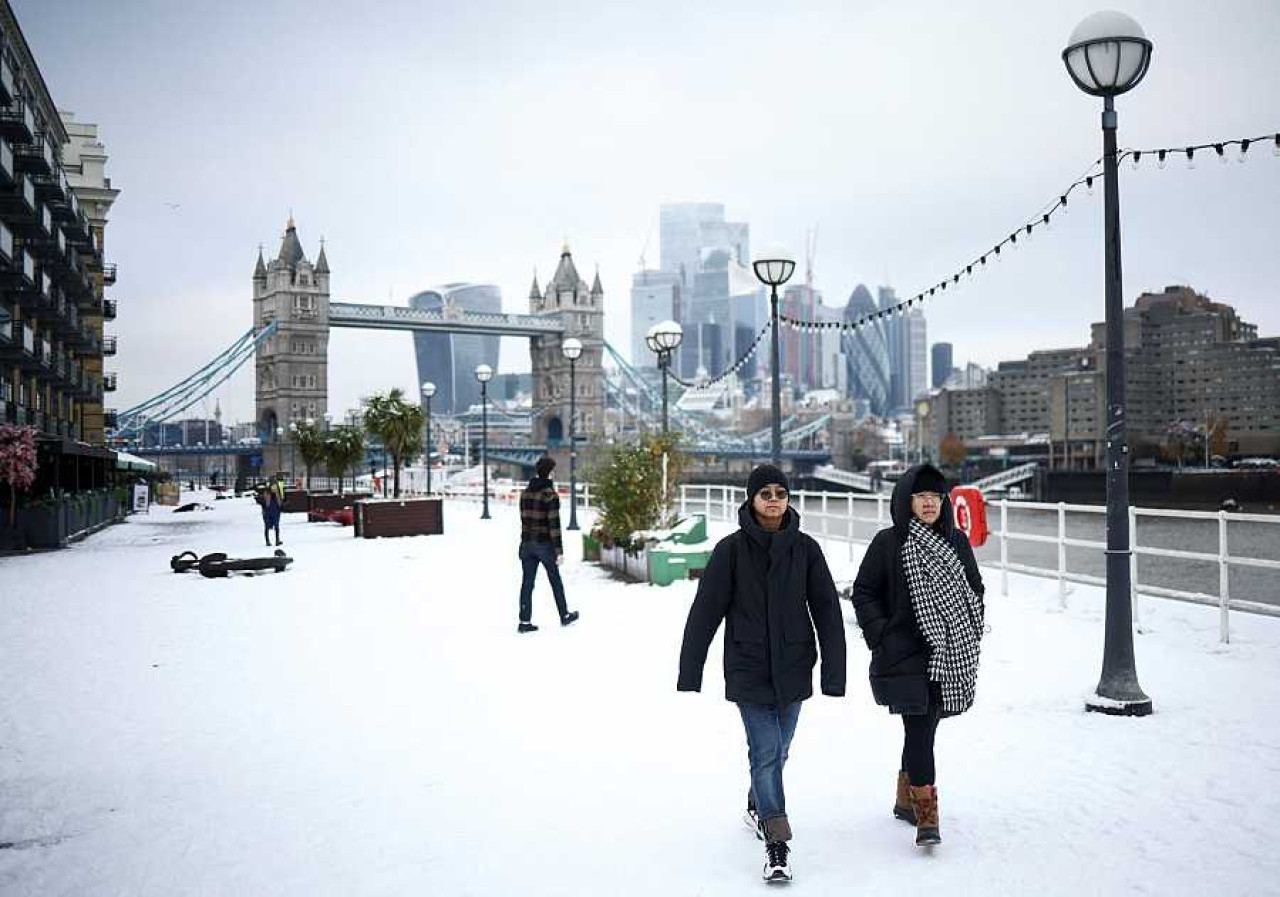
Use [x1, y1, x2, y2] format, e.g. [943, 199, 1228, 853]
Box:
[103, 335, 117, 356]
[0, 245, 35, 289]
[12, 201, 53, 243]
[32, 167, 68, 204]
[103, 372, 117, 393]
[103, 262, 117, 286]
[64, 208, 92, 245]
[12, 136, 55, 177]
[0, 172, 36, 220]
[0, 56, 14, 105]
[67, 359, 81, 392]
[0, 139, 11, 186]
[0, 321, 40, 370]
[0, 99, 34, 143]
[103, 298, 117, 321]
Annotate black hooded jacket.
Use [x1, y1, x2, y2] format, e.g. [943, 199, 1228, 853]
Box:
[849, 464, 984, 714]
[677, 502, 847, 706]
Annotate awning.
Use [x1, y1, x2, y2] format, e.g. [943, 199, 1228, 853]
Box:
[115, 451, 158, 472]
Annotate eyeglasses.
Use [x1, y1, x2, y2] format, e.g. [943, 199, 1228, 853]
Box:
[756, 488, 789, 502]
[912, 492, 943, 504]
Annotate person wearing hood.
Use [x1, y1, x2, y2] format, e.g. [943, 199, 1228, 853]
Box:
[850, 463, 985, 847]
[516, 456, 579, 633]
[678, 464, 846, 884]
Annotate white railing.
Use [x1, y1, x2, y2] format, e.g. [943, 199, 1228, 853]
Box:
[431, 480, 1280, 643]
[672, 484, 1280, 644]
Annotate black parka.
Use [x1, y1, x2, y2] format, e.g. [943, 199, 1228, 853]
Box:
[849, 464, 984, 714]
[677, 502, 847, 705]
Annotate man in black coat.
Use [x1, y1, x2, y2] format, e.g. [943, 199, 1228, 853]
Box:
[678, 465, 846, 883]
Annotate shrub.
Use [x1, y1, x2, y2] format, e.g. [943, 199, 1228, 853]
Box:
[590, 433, 685, 551]
[0, 424, 37, 527]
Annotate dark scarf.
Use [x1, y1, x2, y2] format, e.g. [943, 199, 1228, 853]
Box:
[901, 517, 984, 714]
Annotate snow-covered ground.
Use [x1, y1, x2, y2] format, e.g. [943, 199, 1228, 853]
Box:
[1, 492, 1277, 896]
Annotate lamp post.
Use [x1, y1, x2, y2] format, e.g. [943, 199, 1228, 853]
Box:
[1063, 10, 1153, 717]
[752, 245, 797, 466]
[421, 381, 436, 494]
[645, 320, 684, 435]
[915, 399, 931, 464]
[475, 363, 493, 519]
[561, 338, 583, 531]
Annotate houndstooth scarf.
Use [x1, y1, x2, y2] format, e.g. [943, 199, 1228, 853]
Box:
[902, 517, 985, 714]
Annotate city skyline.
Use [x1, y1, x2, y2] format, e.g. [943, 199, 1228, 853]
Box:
[14, 0, 1280, 423]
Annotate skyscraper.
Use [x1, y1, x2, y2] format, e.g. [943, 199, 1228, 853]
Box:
[880, 286, 928, 412]
[629, 269, 681, 366]
[931, 342, 954, 389]
[409, 284, 502, 415]
[659, 203, 750, 294]
[842, 285, 890, 415]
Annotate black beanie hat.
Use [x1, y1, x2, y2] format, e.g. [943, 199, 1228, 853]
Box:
[911, 466, 947, 496]
[747, 464, 789, 497]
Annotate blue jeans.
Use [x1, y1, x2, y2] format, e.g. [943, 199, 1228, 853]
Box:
[738, 702, 802, 825]
[518, 543, 568, 623]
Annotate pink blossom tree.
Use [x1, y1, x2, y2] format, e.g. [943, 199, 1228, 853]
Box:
[0, 424, 38, 528]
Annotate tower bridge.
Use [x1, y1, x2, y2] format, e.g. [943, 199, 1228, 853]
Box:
[114, 216, 838, 478]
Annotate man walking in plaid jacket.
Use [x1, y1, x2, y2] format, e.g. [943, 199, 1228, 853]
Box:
[516, 456, 579, 634]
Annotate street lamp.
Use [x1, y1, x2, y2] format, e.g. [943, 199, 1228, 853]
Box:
[424, 376, 440, 493]
[645, 320, 683, 435]
[1063, 10, 1153, 717]
[475, 363, 493, 520]
[753, 244, 796, 466]
[915, 398, 931, 464]
[561, 337, 583, 531]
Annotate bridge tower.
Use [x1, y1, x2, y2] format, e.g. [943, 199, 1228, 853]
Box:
[253, 215, 331, 440]
[530, 244, 604, 446]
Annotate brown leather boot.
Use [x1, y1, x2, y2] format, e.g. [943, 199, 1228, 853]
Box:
[894, 771, 916, 824]
[908, 784, 941, 846]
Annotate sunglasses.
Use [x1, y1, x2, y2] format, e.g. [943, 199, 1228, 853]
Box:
[756, 488, 789, 502]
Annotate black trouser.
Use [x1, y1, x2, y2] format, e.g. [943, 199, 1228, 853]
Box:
[518, 542, 568, 623]
[901, 683, 943, 787]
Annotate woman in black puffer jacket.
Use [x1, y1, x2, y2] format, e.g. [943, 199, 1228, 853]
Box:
[678, 465, 846, 884]
[850, 463, 985, 847]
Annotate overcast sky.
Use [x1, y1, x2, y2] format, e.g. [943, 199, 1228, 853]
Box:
[16, 0, 1280, 424]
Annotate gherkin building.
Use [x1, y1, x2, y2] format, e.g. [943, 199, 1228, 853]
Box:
[842, 284, 891, 416]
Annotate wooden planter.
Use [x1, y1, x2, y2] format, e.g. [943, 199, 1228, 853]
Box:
[354, 497, 443, 538]
[282, 490, 310, 513]
[309, 492, 372, 514]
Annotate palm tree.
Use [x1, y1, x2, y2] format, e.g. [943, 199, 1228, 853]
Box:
[363, 389, 424, 498]
[324, 425, 366, 495]
[294, 421, 328, 490]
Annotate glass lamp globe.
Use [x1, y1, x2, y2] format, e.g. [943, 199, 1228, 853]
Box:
[1063, 11, 1152, 97]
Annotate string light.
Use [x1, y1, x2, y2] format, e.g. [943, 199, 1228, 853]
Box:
[770, 128, 1274, 339]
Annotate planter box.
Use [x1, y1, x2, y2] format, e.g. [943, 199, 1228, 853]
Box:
[354, 497, 443, 538]
[282, 489, 310, 513]
[598, 544, 649, 581]
[309, 492, 372, 514]
[0, 524, 26, 551]
[21, 504, 67, 548]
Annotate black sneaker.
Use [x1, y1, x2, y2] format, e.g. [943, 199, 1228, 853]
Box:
[517, 622, 539, 634]
[560, 611, 580, 626]
[763, 841, 792, 883]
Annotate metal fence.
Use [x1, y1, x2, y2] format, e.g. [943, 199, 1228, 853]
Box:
[437, 479, 1280, 643]
[673, 484, 1280, 644]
